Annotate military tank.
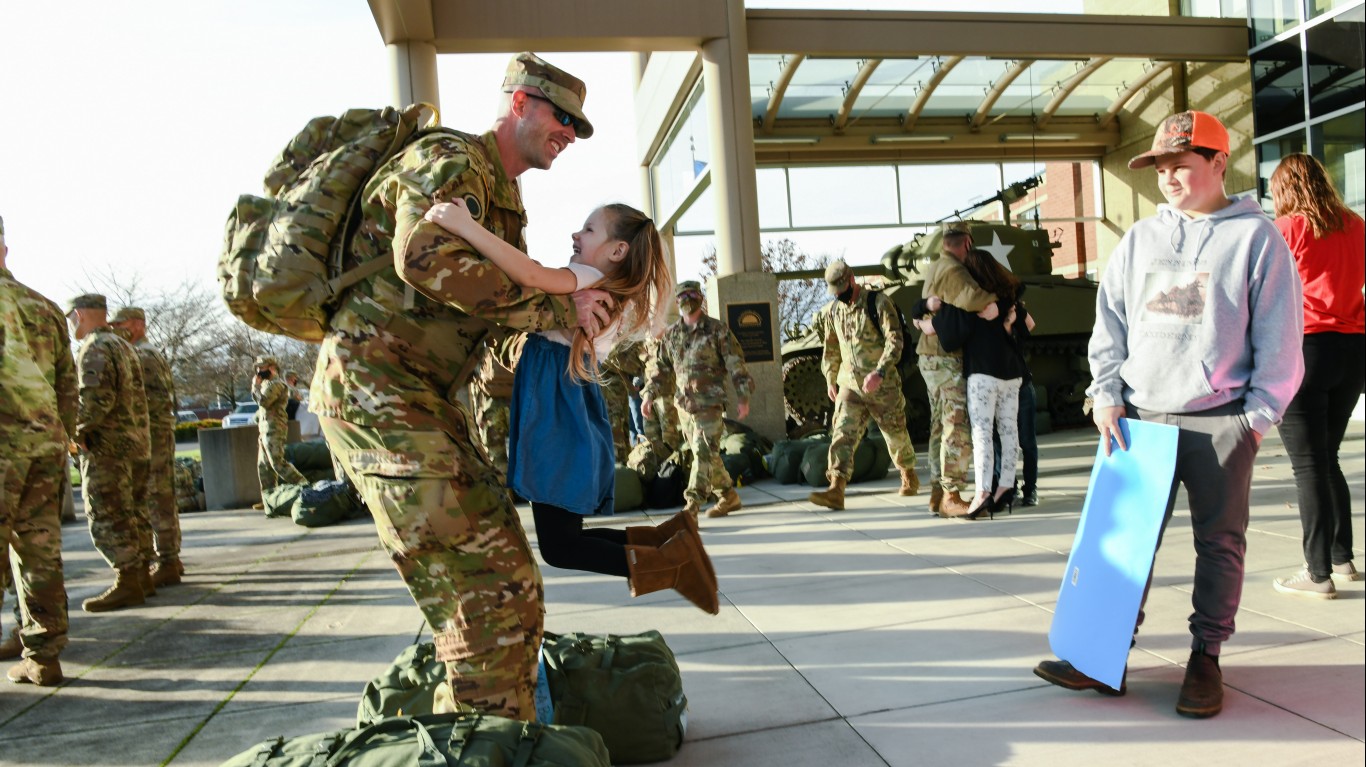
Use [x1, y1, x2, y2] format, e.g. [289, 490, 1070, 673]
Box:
[778, 220, 1098, 440]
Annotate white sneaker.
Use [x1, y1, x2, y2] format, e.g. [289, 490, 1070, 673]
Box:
[1274, 569, 1337, 600]
[1331, 562, 1361, 583]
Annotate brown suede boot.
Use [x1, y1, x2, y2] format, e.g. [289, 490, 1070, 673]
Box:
[626, 533, 719, 615]
[707, 488, 742, 518]
[151, 557, 183, 588]
[625, 511, 718, 595]
[808, 477, 847, 510]
[937, 491, 973, 518]
[899, 469, 920, 496]
[82, 567, 146, 613]
[928, 485, 944, 515]
[6, 657, 62, 686]
[0, 627, 20, 660]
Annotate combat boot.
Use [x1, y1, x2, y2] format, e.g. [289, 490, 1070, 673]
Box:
[0, 627, 20, 660]
[707, 488, 742, 518]
[6, 657, 62, 686]
[681, 500, 701, 521]
[139, 563, 157, 597]
[928, 485, 944, 516]
[151, 557, 183, 588]
[899, 469, 920, 496]
[808, 477, 847, 511]
[82, 567, 146, 612]
[626, 533, 719, 615]
[937, 491, 973, 518]
[625, 511, 717, 594]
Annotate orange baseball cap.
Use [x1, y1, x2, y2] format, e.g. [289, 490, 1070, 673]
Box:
[1128, 111, 1230, 170]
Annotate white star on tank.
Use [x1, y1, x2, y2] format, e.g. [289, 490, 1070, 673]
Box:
[979, 231, 1016, 271]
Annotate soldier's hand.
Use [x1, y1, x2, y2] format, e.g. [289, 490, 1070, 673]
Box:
[914, 318, 937, 337]
[641, 398, 654, 419]
[926, 295, 942, 312]
[827, 384, 838, 402]
[978, 302, 1000, 321]
[571, 289, 614, 336]
[863, 371, 883, 394]
[737, 401, 750, 420]
[1094, 405, 1127, 456]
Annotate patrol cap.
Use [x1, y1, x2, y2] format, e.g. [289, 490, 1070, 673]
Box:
[111, 306, 145, 323]
[67, 293, 107, 312]
[503, 52, 594, 139]
[1129, 111, 1230, 170]
[675, 280, 702, 298]
[824, 260, 853, 294]
[254, 355, 278, 369]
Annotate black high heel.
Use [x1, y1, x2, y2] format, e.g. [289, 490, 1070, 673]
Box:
[990, 487, 1017, 518]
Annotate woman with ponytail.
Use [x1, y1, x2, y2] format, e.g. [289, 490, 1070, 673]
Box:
[424, 201, 720, 614]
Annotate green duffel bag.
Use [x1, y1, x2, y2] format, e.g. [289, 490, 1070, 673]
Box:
[863, 429, 893, 480]
[292, 480, 363, 528]
[721, 452, 753, 485]
[541, 631, 686, 765]
[770, 438, 823, 485]
[261, 483, 305, 518]
[613, 465, 644, 513]
[356, 642, 444, 728]
[223, 712, 610, 767]
[799, 443, 830, 487]
[848, 437, 877, 484]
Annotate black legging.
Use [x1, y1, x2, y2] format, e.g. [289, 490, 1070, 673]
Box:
[531, 503, 629, 578]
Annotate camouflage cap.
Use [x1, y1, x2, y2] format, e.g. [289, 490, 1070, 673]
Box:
[503, 52, 594, 139]
[1129, 110, 1230, 170]
[67, 293, 107, 312]
[675, 280, 703, 297]
[111, 306, 145, 323]
[254, 355, 278, 369]
[824, 260, 853, 294]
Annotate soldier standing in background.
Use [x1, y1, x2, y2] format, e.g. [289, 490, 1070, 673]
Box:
[809, 261, 920, 511]
[638, 337, 683, 456]
[915, 228, 998, 518]
[111, 307, 184, 587]
[468, 340, 515, 478]
[69, 293, 156, 612]
[642, 280, 755, 519]
[251, 355, 307, 504]
[0, 215, 75, 684]
[600, 337, 644, 458]
[284, 371, 302, 421]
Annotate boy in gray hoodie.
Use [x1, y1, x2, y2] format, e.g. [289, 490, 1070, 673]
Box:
[1033, 111, 1304, 718]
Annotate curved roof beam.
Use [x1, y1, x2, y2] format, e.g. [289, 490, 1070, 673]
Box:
[833, 58, 883, 133]
[1037, 56, 1111, 128]
[761, 54, 806, 134]
[903, 55, 962, 133]
[1099, 61, 1176, 128]
[972, 59, 1035, 130]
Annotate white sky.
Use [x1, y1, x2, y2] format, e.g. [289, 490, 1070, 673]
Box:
[0, 0, 1082, 306]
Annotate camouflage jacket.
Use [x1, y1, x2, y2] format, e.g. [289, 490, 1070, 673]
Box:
[252, 376, 292, 435]
[133, 340, 177, 431]
[644, 314, 754, 414]
[602, 337, 645, 381]
[311, 130, 577, 434]
[822, 288, 904, 392]
[914, 255, 997, 358]
[75, 326, 149, 458]
[471, 338, 515, 401]
[0, 269, 76, 456]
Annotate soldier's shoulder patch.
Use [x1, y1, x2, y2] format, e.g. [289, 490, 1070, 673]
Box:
[461, 193, 483, 222]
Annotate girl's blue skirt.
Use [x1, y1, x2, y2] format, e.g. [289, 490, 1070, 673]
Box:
[506, 333, 616, 516]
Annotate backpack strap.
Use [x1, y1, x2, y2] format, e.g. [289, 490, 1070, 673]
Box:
[865, 289, 885, 338]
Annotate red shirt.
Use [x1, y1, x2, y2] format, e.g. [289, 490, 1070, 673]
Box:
[1275, 212, 1366, 335]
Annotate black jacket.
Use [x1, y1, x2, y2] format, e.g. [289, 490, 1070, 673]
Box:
[922, 298, 1031, 381]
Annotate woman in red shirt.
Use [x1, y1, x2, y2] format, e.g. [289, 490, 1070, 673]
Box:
[1269, 154, 1365, 599]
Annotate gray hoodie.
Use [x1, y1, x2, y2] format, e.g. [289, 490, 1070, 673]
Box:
[1087, 196, 1304, 434]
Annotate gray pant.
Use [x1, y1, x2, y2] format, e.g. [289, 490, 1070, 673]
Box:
[1133, 401, 1260, 655]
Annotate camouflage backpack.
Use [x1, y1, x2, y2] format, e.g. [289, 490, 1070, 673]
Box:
[217, 104, 441, 342]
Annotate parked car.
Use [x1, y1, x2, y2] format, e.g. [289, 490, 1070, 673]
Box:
[176, 410, 199, 424]
[221, 403, 260, 428]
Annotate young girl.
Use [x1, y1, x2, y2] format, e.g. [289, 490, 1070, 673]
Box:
[424, 200, 719, 614]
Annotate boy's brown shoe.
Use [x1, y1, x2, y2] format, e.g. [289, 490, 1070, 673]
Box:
[1176, 651, 1223, 718]
[1033, 659, 1126, 696]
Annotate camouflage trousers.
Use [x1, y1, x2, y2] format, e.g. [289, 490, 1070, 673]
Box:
[600, 372, 632, 458]
[320, 416, 543, 721]
[643, 396, 682, 457]
[0, 448, 69, 660]
[257, 423, 307, 492]
[827, 379, 917, 482]
[80, 450, 154, 571]
[679, 406, 732, 507]
[469, 387, 511, 479]
[918, 354, 973, 492]
[147, 423, 181, 561]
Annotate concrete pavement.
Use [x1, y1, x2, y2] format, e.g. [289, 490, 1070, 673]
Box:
[1, 423, 1361, 766]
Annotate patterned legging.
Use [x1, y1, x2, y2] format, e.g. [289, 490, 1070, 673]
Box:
[967, 374, 1022, 493]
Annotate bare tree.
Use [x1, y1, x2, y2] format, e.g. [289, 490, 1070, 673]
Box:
[700, 239, 833, 342]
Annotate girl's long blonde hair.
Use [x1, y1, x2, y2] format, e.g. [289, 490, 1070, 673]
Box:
[567, 203, 671, 382]
[1270, 153, 1359, 239]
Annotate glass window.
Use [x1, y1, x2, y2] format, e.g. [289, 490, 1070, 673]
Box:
[1252, 39, 1307, 134]
[1311, 107, 1365, 213]
[1306, 11, 1365, 116]
[1309, 0, 1359, 20]
[651, 83, 709, 224]
[1181, 0, 1249, 18]
[1255, 131, 1309, 209]
[1251, 0, 1301, 44]
[756, 168, 791, 230]
[898, 163, 1001, 223]
[789, 165, 900, 228]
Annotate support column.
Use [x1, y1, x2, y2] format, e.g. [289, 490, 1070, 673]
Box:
[701, 0, 785, 442]
[387, 41, 441, 112]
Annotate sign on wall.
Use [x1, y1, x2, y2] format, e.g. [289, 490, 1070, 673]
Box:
[726, 302, 774, 363]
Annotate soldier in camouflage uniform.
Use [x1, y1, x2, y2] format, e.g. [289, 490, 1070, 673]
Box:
[638, 337, 683, 456]
[251, 355, 307, 499]
[467, 339, 514, 478]
[642, 281, 755, 519]
[915, 228, 998, 518]
[601, 337, 645, 458]
[312, 53, 611, 720]
[69, 293, 157, 612]
[809, 261, 920, 511]
[0, 216, 75, 685]
[112, 307, 184, 587]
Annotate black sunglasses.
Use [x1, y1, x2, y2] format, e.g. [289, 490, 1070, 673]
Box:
[523, 93, 574, 128]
